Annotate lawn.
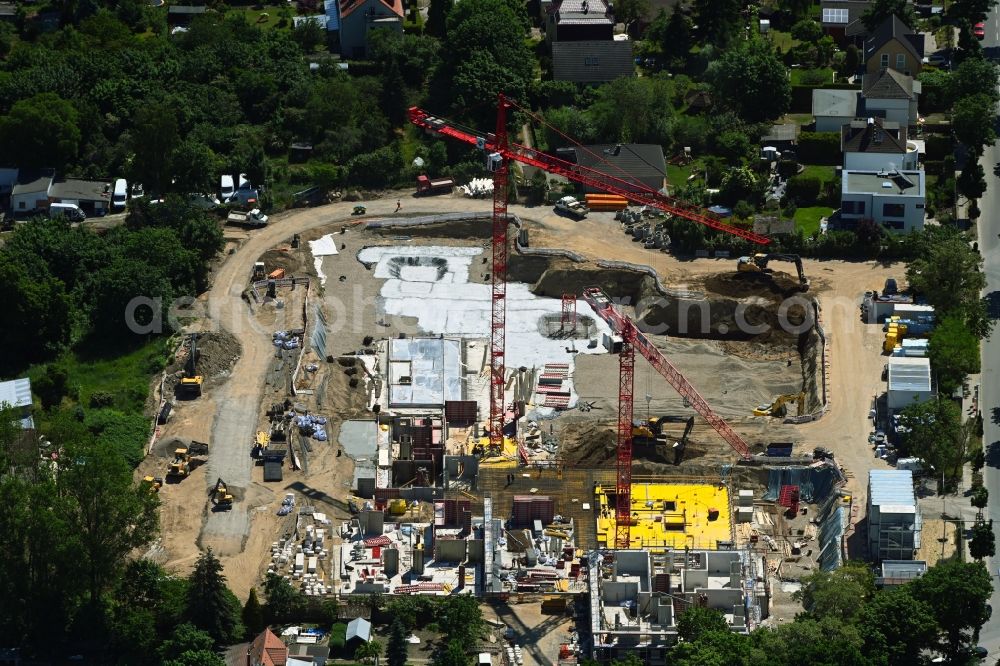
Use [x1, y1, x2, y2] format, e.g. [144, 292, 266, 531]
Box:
[790, 67, 835, 86]
[769, 30, 800, 54]
[666, 163, 695, 187]
[794, 205, 834, 236]
[28, 337, 171, 416]
[229, 5, 293, 31]
[800, 164, 837, 185]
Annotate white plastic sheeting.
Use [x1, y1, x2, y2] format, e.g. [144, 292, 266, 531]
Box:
[309, 234, 340, 286]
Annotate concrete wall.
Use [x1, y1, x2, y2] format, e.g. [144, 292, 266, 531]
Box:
[435, 537, 467, 563]
[614, 550, 651, 579]
[603, 580, 640, 603]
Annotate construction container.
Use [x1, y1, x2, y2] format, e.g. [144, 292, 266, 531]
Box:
[738, 489, 754, 506]
[295, 552, 305, 571]
[307, 556, 317, 574]
[736, 506, 753, 523]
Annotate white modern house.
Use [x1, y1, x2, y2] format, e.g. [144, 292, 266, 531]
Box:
[840, 168, 925, 232]
[842, 118, 918, 171]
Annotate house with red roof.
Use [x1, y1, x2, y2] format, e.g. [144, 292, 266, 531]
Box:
[337, 0, 404, 58]
[248, 628, 288, 666]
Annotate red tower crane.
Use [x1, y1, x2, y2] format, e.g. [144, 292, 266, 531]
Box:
[409, 95, 760, 545]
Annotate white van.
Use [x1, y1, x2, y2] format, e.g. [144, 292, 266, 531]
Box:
[50, 202, 86, 221]
[220, 175, 235, 202]
[112, 178, 128, 210]
[238, 173, 250, 190]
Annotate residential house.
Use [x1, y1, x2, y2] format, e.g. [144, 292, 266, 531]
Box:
[842, 118, 917, 171]
[547, 0, 632, 83]
[0, 3, 18, 22]
[820, 0, 871, 42]
[863, 67, 921, 127]
[249, 628, 288, 666]
[337, 0, 403, 59]
[569, 144, 666, 193]
[863, 14, 923, 78]
[812, 88, 862, 132]
[167, 5, 207, 27]
[10, 169, 55, 215]
[8, 169, 112, 217]
[840, 168, 925, 232]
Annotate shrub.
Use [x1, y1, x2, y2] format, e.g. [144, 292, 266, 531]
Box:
[88, 391, 115, 408]
[796, 132, 841, 164]
[786, 175, 821, 205]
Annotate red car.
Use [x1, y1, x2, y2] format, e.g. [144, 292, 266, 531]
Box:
[975, 21, 986, 39]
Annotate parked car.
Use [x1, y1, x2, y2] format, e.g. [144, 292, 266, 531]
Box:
[975, 21, 986, 39]
[220, 174, 235, 202]
[922, 53, 950, 67]
[112, 178, 128, 211]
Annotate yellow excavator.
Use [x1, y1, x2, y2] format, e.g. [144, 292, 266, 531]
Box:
[212, 477, 233, 510]
[754, 392, 806, 417]
[736, 253, 809, 291]
[178, 333, 203, 398]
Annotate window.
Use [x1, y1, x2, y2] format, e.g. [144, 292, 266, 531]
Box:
[880, 53, 889, 68]
[882, 202, 905, 217]
[18, 201, 25, 209]
[584, 56, 599, 66]
[843, 200, 866, 215]
[896, 53, 905, 70]
[882, 219, 904, 230]
[823, 7, 848, 24]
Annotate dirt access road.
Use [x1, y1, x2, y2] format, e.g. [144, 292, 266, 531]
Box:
[189, 193, 900, 585]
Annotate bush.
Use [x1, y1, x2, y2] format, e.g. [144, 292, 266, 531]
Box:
[799, 68, 832, 86]
[796, 132, 841, 164]
[330, 623, 347, 649]
[925, 134, 953, 161]
[88, 391, 115, 408]
[786, 175, 821, 205]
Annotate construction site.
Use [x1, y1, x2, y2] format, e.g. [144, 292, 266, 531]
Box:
[136, 97, 911, 665]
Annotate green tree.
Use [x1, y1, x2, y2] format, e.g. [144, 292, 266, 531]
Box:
[186, 548, 244, 646]
[291, 17, 325, 53]
[381, 57, 409, 127]
[707, 39, 791, 122]
[958, 159, 988, 201]
[587, 76, 673, 144]
[131, 102, 180, 195]
[612, 0, 650, 31]
[33, 363, 70, 411]
[158, 622, 216, 661]
[791, 19, 823, 42]
[172, 140, 220, 195]
[969, 520, 996, 560]
[858, 587, 938, 666]
[355, 639, 384, 664]
[676, 606, 729, 642]
[778, 0, 813, 21]
[794, 562, 875, 621]
[693, 0, 742, 48]
[862, 0, 917, 30]
[929, 315, 981, 396]
[242, 588, 264, 640]
[951, 56, 1000, 102]
[898, 398, 972, 481]
[906, 230, 985, 316]
[432, 639, 470, 666]
[949, 0, 999, 25]
[646, 6, 691, 65]
[164, 651, 226, 666]
[911, 560, 993, 660]
[752, 616, 867, 665]
[426, 0, 453, 37]
[60, 438, 159, 603]
[0, 92, 81, 169]
[972, 484, 989, 510]
[263, 572, 303, 623]
[953, 93, 997, 155]
[387, 616, 409, 666]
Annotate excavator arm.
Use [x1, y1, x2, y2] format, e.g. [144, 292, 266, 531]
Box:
[760, 254, 808, 289]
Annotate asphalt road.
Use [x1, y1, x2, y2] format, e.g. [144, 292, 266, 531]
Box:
[977, 5, 1000, 656]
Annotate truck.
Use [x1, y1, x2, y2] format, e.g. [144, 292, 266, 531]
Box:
[227, 208, 268, 227]
[416, 174, 455, 196]
[554, 196, 589, 219]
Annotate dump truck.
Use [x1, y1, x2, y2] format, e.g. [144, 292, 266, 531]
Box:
[165, 441, 209, 479]
[736, 253, 809, 291]
[178, 333, 203, 398]
[554, 196, 589, 219]
[415, 175, 456, 196]
[227, 208, 268, 227]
